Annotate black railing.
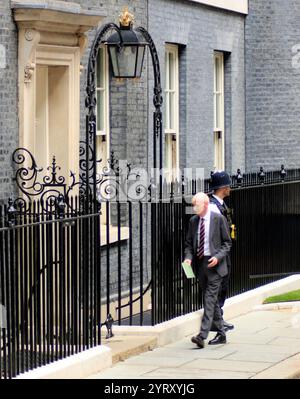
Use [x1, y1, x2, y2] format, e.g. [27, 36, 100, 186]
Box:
[151, 169, 300, 325]
[0, 196, 151, 379]
[1, 166, 300, 377]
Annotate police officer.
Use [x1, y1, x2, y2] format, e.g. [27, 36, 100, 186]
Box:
[209, 171, 236, 339]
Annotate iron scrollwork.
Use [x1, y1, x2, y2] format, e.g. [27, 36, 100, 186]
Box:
[12, 147, 78, 215]
[85, 23, 163, 200]
[10, 21, 163, 215]
[11, 145, 149, 219]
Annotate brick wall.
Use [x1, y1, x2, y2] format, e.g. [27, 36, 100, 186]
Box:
[68, 0, 149, 171]
[0, 0, 18, 203]
[149, 0, 246, 177]
[245, 0, 300, 171]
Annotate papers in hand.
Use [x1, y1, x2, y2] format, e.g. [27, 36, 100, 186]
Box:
[181, 261, 195, 279]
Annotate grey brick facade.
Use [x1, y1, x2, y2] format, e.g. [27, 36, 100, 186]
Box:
[1, 0, 300, 333]
[69, 0, 149, 170]
[2, 0, 300, 197]
[149, 0, 246, 176]
[0, 0, 18, 202]
[245, 0, 300, 171]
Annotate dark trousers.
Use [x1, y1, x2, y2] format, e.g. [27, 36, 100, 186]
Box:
[196, 257, 225, 339]
[218, 263, 231, 312]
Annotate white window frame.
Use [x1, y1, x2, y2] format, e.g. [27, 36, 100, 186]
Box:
[213, 51, 225, 171]
[164, 44, 179, 182]
[95, 49, 130, 243]
[96, 46, 111, 227]
[96, 45, 110, 162]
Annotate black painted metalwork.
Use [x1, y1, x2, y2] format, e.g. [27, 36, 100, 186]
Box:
[280, 165, 287, 181]
[258, 166, 265, 183]
[235, 169, 243, 186]
[2, 166, 300, 378]
[12, 148, 79, 215]
[4, 9, 300, 382]
[84, 22, 163, 206]
[151, 167, 300, 325]
[101, 314, 114, 339]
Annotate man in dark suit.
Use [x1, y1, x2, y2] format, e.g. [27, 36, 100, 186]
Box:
[209, 171, 235, 334]
[184, 193, 232, 348]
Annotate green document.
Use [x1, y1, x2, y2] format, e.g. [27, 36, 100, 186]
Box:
[181, 261, 196, 279]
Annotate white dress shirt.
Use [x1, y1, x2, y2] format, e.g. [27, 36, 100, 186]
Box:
[209, 194, 224, 215]
[198, 208, 211, 256]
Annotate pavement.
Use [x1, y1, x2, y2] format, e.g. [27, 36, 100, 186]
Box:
[88, 306, 300, 379]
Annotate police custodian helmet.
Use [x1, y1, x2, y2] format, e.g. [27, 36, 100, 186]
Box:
[210, 171, 231, 191]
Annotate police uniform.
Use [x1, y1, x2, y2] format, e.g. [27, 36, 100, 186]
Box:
[209, 172, 235, 332]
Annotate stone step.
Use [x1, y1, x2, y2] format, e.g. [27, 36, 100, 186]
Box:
[101, 335, 158, 364]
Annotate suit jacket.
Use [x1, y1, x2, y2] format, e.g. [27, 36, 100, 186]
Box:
[184, 212, 232, 278]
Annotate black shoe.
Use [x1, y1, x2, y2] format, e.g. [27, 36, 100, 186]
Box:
[208, 333, 226, 345]
[191, 335, 205, 349]
[223, 321, 234, 332]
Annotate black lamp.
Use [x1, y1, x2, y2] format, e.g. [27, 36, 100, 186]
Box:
[106, 8, 147, 79]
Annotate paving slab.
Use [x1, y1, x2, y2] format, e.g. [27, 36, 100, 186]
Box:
[228, 312, 287, 331]
[256, 327, 300, 339]
[252, 353, 300, 379]
[124, 355, 191, 368]
[142, 368, 256, 380]
[163, 337, 219, 351]
[219, 342, 300, 354]
[87, 364, 159, 379]
[267, 337, 300, 348]
[182, 358, 273, 373]
[223, 333, 277, 345]
[140, 347, 237, 360]
[270, 320, 294, 328]
[224, 351, 292, 363]
[87, 308, 300, 379]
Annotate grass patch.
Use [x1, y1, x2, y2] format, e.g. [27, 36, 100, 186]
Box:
[263, 290, 300, 304]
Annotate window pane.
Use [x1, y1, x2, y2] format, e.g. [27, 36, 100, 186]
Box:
[169, 52, 175, 90]
[165, 51, 169, 90]
[216, 93, 222, 129]
[172, 136, 177, 180]
[96, 135, 106, 172]
[164, 134, 172, 170]
[214, 131, 224, 170]
[215, 57, 220, 92]
[165, 92, 170, 130]
[215, 56, 222, 93]
[97, 90, 105, 132]
[164, 135, 169, 169]
[169, 92, 175, 130]
[97, 47, 104, 88]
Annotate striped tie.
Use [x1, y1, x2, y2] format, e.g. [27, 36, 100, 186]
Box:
[197, 217, 205, 259]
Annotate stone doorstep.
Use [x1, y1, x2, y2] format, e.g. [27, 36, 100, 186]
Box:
[102, 335, 158, 364]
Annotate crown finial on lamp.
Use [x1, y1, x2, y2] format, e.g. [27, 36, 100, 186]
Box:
[119, 7, 134, 28]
